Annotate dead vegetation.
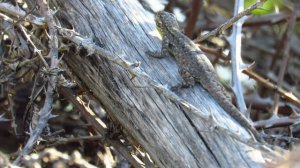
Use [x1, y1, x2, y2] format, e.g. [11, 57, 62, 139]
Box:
[0, 0, 300, 167]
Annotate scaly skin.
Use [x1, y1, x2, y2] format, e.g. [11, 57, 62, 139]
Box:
[148, 11, 263, 143]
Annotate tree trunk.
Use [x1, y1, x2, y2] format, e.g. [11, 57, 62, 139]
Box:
[32, 0, 264, 167]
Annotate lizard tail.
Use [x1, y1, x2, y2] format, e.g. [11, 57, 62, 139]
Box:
[211, 86, 264, 143]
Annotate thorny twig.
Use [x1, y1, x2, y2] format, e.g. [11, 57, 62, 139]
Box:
[14, 0, 59, 164]
[197, 44, 228, 62]
[0, 4, 154, 167]
[271, 6, 298, 118]
[0, 8, 49, 67]
[57, 28, 279, 155]
[58, 87, 147, 168]
[226, 0, 247, 114]
[0, 0, 284, 162]
[242, 69, 300, 108]
[193, 0, 266, 43]
[35, 135, 104, 150]
[0, 2, 45, 25]
[18, 24, 49, 68]
[244, 12, 300, 27]
[206, 107, 282, 157]
[12, 0, 38, 26]
[0, 19, 30, 58]
[254, 116, 300, 129]
[199, 45, 300, 108]
[184, 0, 201, 38]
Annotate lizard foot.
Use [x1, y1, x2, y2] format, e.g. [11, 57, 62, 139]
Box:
[170, 82, 193, 91]
[146, 51, 165, 58]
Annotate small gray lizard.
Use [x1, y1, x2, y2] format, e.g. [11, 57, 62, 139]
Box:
[147, 11, 263, 143]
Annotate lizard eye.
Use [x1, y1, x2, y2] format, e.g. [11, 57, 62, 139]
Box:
[168, 43, 174, 49]
[156, 20, 162, 28]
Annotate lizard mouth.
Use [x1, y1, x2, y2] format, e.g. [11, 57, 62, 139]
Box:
[154, 17, 163, 35]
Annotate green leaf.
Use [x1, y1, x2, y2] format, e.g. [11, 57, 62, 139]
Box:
[245, 0, 284, 15]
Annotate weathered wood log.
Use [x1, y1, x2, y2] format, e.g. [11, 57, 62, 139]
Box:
[29, 0, 265, 167]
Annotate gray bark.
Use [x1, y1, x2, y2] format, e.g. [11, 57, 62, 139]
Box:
[37, 0, 264, 167]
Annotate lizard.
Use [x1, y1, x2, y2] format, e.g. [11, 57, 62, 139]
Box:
[147, 11, 264, 143]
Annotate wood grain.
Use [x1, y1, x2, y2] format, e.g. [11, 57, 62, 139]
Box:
[29, 0, 265, 167]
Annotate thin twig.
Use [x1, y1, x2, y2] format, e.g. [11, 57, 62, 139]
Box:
[254, 116, 300, 129]
[14, 0, 59, 164]
[18, 25, 49, 68]
[244, 12, 300, 27]
[57, 27, 272, 150]
[184, 0, 201, 38]
[193, 0, 266, 43]
[271, 7, 297, 118]
[0, 2, 45, 25]
[0, 11, 49, 67]
[196, 44, 228, 62]
[206, 108, 282, 158]
[242, 69, 300, 107]
[197, 44, 300, 107]
[226, 0, 250, 114]
[35, 135, 104, 150]
[12, 0, 38, 26]
[58, 87, 146, 168]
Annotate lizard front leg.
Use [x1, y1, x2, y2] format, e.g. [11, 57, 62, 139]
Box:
[146, 37, 171, 58]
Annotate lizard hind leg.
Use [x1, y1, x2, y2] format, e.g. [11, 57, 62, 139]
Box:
[171, 68, 196, 91]
[170, 68, 196, 91]
[179, 67, 196, 87]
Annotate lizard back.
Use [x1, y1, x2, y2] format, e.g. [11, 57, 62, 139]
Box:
[154, 11, 263, 142]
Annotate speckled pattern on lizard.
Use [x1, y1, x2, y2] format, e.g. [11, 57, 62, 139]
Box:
[147, 11, 263, 143]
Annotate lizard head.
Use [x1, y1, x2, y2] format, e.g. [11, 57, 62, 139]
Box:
[155, 11, 180, 36]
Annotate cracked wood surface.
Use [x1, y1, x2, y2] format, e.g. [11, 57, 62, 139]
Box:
[29, 0, 265, 167]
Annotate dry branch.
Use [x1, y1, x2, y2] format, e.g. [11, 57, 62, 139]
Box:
[0, 0, 282, 167]
[14, 0, 59, 164]
[193, 0, 266, 42]
[47, 0, 268, 167]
